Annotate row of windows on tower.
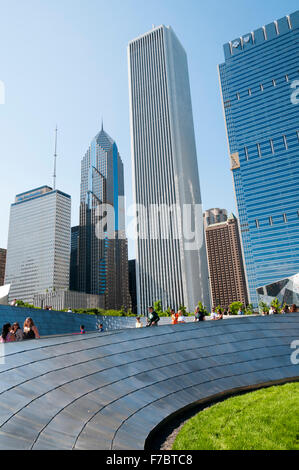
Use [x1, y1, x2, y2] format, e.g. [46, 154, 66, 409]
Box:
[235, 72, 295, 101]
[255, 212, 299, 228]
[244, 131, 299, 160]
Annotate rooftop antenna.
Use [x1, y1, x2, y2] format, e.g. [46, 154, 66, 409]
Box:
[101, 117, 103, 131]
[53, 125, 58, 190]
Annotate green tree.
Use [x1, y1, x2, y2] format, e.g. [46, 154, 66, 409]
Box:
[163, 306, 172, 317]
[120, 305, 126, 317]
[197, 301, 208, 316]
[153, 300, 163, 315]
[271, 298, 281, 312]
[229, 301, 243, 315]
[258, 301, 269, 314]
[14, 300, 40, 309]
[178, 304, 187, 316]
[245, 304, 254, 315]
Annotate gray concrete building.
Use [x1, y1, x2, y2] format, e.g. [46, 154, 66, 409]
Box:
[33, 289, 104, 311]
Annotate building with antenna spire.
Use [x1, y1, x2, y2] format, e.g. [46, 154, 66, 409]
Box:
[78, 124, 131, 310]
[53, 126, 58, 190]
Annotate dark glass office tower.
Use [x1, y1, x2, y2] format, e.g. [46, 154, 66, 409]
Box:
[219, 11, 299, 305]
[78, 125, 131, 310]
[70, 226, 79, 291]
[128, 259, 137, 314]
[0, 249, 7, 286]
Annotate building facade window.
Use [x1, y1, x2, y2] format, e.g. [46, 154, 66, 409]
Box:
[244, 146, 249, 160]
[270, 139, 275, 154]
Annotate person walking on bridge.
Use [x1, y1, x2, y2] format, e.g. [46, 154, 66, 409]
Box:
[146, 307, 160, 327]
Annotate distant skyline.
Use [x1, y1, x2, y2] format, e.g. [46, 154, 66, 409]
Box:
[0, 0, 298, 259]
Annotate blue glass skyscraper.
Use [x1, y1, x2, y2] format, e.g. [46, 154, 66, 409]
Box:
[78, 125, 131, 310]
[219, 10, 299, 305]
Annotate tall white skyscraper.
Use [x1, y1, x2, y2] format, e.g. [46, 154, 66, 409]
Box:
[5, 186, 71, 303]
[128, 25, 210, 313]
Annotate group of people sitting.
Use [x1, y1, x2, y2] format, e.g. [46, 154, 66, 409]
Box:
[210, 308, 224, 320]
[262, 304, 297, 315]
[1, 317, 40, 343]
[135, 305, 207, 328]
[135, 304, 253, 328]
[172, 309, 192, 324]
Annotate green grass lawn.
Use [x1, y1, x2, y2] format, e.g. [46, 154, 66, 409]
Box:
[173, 382, 299, 450]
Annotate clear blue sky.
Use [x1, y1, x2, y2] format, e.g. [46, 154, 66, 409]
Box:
[0, 0, 297, 259]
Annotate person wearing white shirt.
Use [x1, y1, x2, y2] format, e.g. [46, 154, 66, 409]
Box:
[177, 310, 186, 323]
[210, 309, 218, 320]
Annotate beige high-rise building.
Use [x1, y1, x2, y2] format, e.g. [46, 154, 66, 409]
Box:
[5, 186, 71, 303]
[204, 208, 228, 229]
[0, 249, 6, 286]
[205, 213, 248, 309]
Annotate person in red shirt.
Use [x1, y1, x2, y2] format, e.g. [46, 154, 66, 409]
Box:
[171, 309, 179, 325]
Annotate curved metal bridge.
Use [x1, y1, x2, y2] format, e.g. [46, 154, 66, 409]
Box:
[0, 314, 298, 450]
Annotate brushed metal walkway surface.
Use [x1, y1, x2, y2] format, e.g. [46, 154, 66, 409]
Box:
[0, 315, 298, 450]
